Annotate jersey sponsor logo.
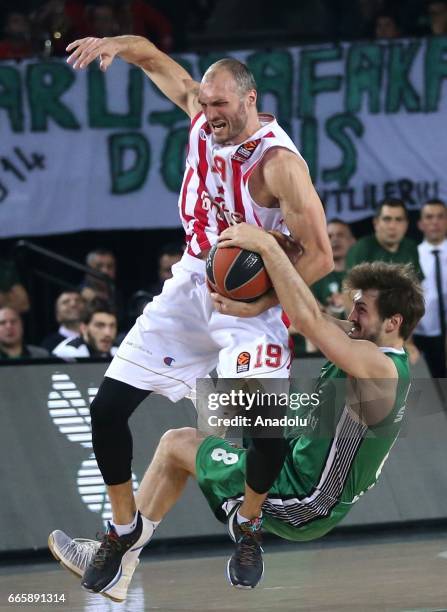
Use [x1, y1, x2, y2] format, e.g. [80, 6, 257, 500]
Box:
[236, 351, 251, 373]
[200, 189, 243, 226]
[231, 138, 261, 163]
[199, 128, 208, 140]
[163, 356, 175, 366]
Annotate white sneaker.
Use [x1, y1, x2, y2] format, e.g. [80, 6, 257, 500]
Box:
[48, 530, 139, 602]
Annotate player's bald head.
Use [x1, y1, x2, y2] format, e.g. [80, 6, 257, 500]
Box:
[202, 59, 257, 97]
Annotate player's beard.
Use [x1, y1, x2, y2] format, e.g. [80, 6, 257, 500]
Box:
[222, 101, 248, 144]
[360, 322, 382, 343]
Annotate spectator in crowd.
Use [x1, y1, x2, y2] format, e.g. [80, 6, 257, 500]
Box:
[53, 300, 117, 359]
[0, 307, 49, 360]
[88, 3, 120, 38]
[41, 290, 85, 352]
[346, 198, 422, 362]
[0, 258, 30, 314]
[374, 11, 402, 38]
[338, 0, 386, 39]
[31, 0, 88, 57]
[115, 1, 173, 51]
[122, 242, 184, 335]
[146, 242, 184, 299]
[81, 248, 117, 305]
[346, 199, 422, 275]
[0, 11, 33, 60]
[413, 199, 447, 378]
[312, 219, 355, 318]
[427, 0, 447, 34]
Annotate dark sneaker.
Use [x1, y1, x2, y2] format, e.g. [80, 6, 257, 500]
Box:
[226, 505, 264, 589]
[81, 512, 150, 602]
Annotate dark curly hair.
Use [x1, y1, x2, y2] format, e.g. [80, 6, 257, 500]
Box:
[344, 262, 425, 340]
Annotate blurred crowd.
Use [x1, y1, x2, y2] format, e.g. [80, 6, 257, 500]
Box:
[0, 241, 183, 361]
[291, 198, 447, 379]
[0, 0, 446, 60]
[1, 198, 446, 379]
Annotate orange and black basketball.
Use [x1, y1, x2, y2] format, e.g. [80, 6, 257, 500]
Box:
[206, 244, 272, 302]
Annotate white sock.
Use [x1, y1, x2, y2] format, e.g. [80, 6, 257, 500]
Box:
[121, 515, 161, 566]
[111, 511, 139, 536]
[112, 512, 161, 538]
[237, 510, 262, 525]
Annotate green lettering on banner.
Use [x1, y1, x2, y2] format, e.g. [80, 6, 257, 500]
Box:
[346, 43, 383, 114]
[150, 57, 193, 127]
[322, 113, 364, 186]
[26, 62, 79, 131]
[386, 42, 421, 113]
[161, 127, 189, 192]
[300, 117, 318, 181]
[109, 132, 150, 194]
[247, 51, 293, 134]
[298, 47, 342, 117]
[0, 66, 23, 132]
[425, 36, 447, 112]
[89, 65, 143, 128]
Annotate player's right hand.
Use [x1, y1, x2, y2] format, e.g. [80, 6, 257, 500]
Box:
[66, 37, 119, 71]
[210, 289, 278, 318]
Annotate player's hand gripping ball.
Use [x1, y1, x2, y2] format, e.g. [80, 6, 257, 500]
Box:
[206, 244, 272, 302]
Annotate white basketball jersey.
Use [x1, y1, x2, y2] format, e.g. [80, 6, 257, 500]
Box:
[178, 112, 307, 257]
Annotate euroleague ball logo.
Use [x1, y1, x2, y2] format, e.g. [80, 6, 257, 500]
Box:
[47, 372, 139, 526]
[236, 351, 251, 373]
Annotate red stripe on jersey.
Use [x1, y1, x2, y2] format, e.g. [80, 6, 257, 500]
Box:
[181, 166, 195, 246]
[240, 161, 263, 227]
[190, 111, 204, 130]
[243, 163, 257, 185]
[281, 311, 290, 328]
[231, 159, 246, 222]
[252, 209, 262, 226]
[281, 311, 296, 358]
[192, 122, 211, 252]
[187, 112, 204, 157]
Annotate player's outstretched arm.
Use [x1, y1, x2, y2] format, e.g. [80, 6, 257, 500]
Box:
[215, 224, 396, 381]
[66, 36, 200, 118]
[261, 148, 333, 286]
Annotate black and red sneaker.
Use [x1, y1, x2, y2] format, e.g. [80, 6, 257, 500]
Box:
[226, 505, 264, 589]
[81, 512, 150, 600]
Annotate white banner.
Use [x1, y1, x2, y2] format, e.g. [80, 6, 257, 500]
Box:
[0, 37, 446, 238]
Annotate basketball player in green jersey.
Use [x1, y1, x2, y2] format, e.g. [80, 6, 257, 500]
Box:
[49, 223, 424, 599]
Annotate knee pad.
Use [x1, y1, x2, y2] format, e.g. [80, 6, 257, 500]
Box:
[90, 377, 150, 485]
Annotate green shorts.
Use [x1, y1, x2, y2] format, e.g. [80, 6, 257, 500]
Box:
[196, 436, 349, 542]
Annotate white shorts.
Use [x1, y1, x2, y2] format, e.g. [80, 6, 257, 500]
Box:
[106, 253, 291, 402]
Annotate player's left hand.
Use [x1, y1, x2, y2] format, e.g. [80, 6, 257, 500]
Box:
[217, 223, 273, 255]
[211, 289, 278, 317]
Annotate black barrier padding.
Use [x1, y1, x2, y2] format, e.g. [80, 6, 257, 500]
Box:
[0, 358, 446, 554]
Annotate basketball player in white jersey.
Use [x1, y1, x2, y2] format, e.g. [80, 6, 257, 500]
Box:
[58, 35, 333, 595]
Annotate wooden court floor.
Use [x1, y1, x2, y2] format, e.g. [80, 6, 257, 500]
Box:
[0, 531, 446, 612]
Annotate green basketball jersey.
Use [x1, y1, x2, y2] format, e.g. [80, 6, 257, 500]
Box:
[261, 348, 410, 540]
[196, 349, 410, 542]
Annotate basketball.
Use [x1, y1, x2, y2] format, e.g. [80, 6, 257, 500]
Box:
[206, 244, 272, 302]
